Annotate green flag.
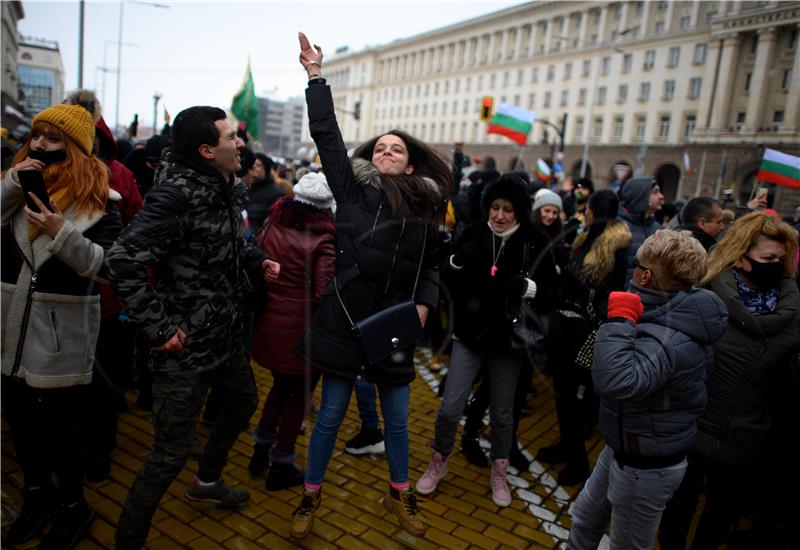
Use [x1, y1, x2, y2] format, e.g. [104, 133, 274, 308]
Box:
[231, 61, 259, 138]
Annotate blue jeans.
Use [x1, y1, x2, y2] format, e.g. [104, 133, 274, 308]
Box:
[354, 380, 379, 429]
[568, 446, 687, 550]
[305, 374, 409, 485]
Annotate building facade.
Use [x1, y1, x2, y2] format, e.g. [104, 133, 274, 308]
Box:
[305, 0, 800, 215]
[17, 35, 64, 118]
[257, 96, 304, 158]
[1, 1, 25, 133]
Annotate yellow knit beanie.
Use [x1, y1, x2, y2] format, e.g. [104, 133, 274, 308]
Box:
[32, 104, 95, 155]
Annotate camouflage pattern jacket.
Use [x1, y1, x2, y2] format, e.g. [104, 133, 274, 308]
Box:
[106, 152, 266, 372]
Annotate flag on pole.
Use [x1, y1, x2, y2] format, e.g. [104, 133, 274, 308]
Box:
[231, 60, 260, 138]
[535, 159, 551, 182]
[756, 148, 800, 189]
[683, 152, 695, 174]
[487, 104, 536, 145]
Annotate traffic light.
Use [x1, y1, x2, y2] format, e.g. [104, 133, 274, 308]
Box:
[480, 96, 494, 122]
[353, 101, 361, 121]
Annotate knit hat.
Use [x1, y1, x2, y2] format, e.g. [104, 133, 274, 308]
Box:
[145, 134, 172, 162]
[293, 172, 334, 210]
[32, 104, 96, 155]
[532, 190, 563, 213]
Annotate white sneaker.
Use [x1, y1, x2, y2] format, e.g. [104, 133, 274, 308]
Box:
[416, 450, 449, 495]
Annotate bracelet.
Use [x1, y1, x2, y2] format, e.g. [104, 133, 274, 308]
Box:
[308, 75, 323, 81]
[305, 61, 322, 68]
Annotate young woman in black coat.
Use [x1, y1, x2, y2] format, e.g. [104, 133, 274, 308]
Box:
[291, 33, 451, 541]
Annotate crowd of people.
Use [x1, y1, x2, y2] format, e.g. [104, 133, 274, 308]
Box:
[1, 31, 799, 550]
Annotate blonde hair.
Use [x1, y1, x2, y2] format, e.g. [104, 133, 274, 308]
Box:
[637, 229, 707, 291]
[13, 122, 109, 216]
[703, 211, 798, 285]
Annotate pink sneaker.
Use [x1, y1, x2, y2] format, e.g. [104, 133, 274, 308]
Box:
[490, 459, 512, 507]
[416, 450, 449, 495]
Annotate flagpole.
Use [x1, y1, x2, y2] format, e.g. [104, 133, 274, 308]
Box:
[514, 144, 526, 171]
[714, 148, 727, 199]
[694, 150, 707, 197]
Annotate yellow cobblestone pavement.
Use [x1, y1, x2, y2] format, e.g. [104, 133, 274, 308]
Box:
[2, 348, 608, 549]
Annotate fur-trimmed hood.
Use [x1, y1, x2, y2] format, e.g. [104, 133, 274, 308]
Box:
[351, 157, 441, 200]
[573, 220, 632, 286]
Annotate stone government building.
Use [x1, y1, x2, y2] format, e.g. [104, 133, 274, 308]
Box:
[302, 0, 800, 215]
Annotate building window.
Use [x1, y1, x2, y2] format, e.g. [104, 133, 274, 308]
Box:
[781, 69, 792, 90]
[582, 59, 591, 77]
[622, 53, 633, 73]
[490, 74, 496, 89]
[434, 82, 439, 95]
[631, 25, 641, 38]
[528, 93, 536, 108]
[544, 91, 552, 108]
[561, 90, 569, 107]
[532, 67, 539, 83]
[772, 110, 785, 129]
[735, 112, 746, 131]
[564, 62, 572, 79]
[513, 94, 520, 106]
[744, 72, 752, 92]
[578, 88, 587, 106]
[597, 86, 607, 104]
[693, 43, 707, 64]
[679, 16, 691, 30]
[614, 116, 624, 138]
[750, 35, 758, 54]
[668, 46, 680, 67]
[705, 11, 717, 25]
[455, 79, 460, 93]
[575, 117, 584, 139]
[601, 56, 611, 75]
[655, 21, 665, 34]
[635, 116, 647, 138]
[466, 77, 471, 92]
[688, 77, 702, 98]
[593, 117, 604, 138]
[477, 76, 483, 91]
[684, 114, 696, 137]
[547, 65, 555, 81]
[618, 84, 628, 102]
[639, 82, 651, 101]
[635, 1, 643, 16]
[790, 29, 798, 50]
[659, 115, 671, 138]
[431, 103, 437, 116]
[517, 70, 524, 85]
[462, 99, 468, 113]
[644, 50, 655, 70]
[663, 80, 675, 100]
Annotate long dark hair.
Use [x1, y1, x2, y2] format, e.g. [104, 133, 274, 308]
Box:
[574, 189, 619, 264]
[353, 129, 451, 222]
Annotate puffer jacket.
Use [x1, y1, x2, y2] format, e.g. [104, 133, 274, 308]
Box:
[298, 81, 441, 385]
[592, 286, 727, 458]
[693, 271, 800, 467]
[106, 151, 266, 372]
[1, 168, 123, 388]
[619, 177, 661, 283]
[252, 197, 335, 375]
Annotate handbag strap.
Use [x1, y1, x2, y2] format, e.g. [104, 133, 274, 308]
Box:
[334, 220, 428, 332]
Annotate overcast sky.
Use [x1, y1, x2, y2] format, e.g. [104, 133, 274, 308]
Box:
[18, 0, 527, 131]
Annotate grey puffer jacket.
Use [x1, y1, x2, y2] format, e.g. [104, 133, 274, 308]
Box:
[592, 286, 727, 458]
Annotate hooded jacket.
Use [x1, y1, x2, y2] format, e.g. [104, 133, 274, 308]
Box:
[619, 177, 661, 282]
[693, 271, 800, 467]
[592, 286, 727, 457]
[1, 168, 123, 388]
[245, 175, 285, 235]
[298, 81, 441, 385]
[106, 151, 267, 372]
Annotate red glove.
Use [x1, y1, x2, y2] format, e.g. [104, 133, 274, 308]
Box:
[607, 291, 644, 325]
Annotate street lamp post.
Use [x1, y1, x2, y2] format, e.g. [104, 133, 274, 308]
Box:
[152, 93, 161, 135]
[102, 40, 137, 110]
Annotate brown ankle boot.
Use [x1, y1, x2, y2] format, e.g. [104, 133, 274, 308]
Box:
[290, 488, 321, 540]
[383, 486, 426, 537]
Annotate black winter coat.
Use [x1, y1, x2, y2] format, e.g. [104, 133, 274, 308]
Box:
[298, 81, 440, 385]
[245, 176, 285, 235]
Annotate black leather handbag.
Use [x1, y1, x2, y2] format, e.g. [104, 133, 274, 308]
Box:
[334, 220, 426, 366]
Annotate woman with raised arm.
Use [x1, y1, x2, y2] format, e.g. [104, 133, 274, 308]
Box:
[290, 32, 451, 541]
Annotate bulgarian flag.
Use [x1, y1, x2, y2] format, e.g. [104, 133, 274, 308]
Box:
[535, 159, 551, 182]
[488, 104, 536, 145]
[756, 148, 800, 189]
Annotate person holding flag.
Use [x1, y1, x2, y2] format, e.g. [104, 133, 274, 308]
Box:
[231, 60, 260, 143]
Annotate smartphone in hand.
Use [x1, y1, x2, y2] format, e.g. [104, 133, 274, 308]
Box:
[18, 170, 50, 213]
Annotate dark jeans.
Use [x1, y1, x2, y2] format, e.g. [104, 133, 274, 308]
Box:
[255, 369, 321, 456]
[115, 350, 258, 549]
[84, 316, 135, 459]
[2, 376, 87, 504]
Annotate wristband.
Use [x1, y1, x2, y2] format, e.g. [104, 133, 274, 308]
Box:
[305, 61, 322, 68]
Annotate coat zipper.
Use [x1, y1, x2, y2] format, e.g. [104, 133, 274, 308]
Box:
[384, 218, 407, 294]
[11, 272, 38, 377]
[369, 203, 383, 242]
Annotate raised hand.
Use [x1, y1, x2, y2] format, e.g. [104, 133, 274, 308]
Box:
[298, 32, 323, 76]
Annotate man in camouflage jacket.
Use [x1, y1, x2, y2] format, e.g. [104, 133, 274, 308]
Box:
[107, 106, 280, 550]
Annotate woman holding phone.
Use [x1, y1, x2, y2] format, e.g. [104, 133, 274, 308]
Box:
[1, 101, 122, 547]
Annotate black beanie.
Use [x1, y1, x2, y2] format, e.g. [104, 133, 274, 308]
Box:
[481, 174, 531, 226]
[575, 177, 595, 193]
[145, 134, 172, 162]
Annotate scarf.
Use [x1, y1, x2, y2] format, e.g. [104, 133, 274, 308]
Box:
[27, 184, 74, 241]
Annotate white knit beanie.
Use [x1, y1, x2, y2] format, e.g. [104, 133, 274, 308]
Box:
[292, 172, 335, 210]
[532, 190, 563, 212]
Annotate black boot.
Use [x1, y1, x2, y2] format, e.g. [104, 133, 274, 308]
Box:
[39, 500, 95, 550]
[5, 484, 52, 545]
[509, 445, 531, 472]
[266, 462, 305, 491]
[248, 443, 271, 476]
[557, 459, 591, 486]
[460, 437, 488, 468]
[536, 441, 568, 464]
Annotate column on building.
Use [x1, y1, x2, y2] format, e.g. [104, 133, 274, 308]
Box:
[779, 23, 800, 133]
[640, 0, 652, 36]
[618, 1, 630, 35]
[529, 21, 540, 57]
[542, 17, 553, 54]
[744, 27, 778, 132]
[578, 6, 589, 46]
[596, 4, 609, 44]
[708, 34, 741, 131]
[664, 0, 676, 33]
[500, 28, 509, 60]
[466, 37, 475, 67]
[561, 14, 572, 51]
[690, 0, 702, 27]
[513, 26, 523, 59]
[694, 38, 722, 132]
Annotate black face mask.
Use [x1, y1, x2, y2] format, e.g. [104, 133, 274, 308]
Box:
[739, 256, 784, 289]
[28, 149, 67, 166]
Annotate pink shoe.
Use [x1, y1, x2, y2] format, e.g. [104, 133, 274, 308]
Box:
[416, 450, 449, 495]
[490, 459, 512, 507]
